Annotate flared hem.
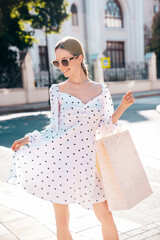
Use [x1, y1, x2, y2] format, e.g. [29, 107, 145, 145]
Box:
[5, 177, 107, 211]
[46, 198, 108, 211]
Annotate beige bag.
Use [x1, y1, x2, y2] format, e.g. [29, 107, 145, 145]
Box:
[95, 129, 153, 211]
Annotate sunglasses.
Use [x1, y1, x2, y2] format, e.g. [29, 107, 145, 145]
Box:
[51, 55, 78, 68]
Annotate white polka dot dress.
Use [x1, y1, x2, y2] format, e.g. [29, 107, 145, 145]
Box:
[6, 83, 120, 210]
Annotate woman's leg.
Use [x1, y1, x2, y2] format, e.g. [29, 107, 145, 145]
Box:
[52, 203, 73, 240]
[92, 200, 119, 240]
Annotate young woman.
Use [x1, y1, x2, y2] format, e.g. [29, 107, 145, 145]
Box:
[10, 36, 135, 240]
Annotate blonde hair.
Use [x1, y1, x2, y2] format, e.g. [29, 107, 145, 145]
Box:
[55, 36, 88, 77]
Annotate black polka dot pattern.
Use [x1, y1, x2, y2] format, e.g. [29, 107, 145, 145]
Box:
[6, 83, 120, 211]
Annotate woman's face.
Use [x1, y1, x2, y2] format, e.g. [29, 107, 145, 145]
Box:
[54, 48, 82, 78]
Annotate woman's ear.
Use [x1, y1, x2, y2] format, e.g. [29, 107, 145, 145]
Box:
[77, 54, 83, 64]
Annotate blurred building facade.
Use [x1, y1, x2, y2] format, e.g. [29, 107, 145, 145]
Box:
[30, 0, 145, 86]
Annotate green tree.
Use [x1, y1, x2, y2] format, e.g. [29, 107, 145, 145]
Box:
[147, 12, 160, 60]
[0, 0, 69, 86]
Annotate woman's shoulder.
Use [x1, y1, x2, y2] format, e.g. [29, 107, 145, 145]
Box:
[57, 81, 68, 91]
[89, 80, 104, 87]
[90, 81, 109, 92]
[89, 80, 107, 86]
[49, 83, 59, 94]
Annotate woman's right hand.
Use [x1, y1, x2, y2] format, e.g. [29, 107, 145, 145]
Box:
[11, 136, 29, 151]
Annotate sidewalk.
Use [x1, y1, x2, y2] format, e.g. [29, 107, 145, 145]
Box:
[0, 89, 160, 115]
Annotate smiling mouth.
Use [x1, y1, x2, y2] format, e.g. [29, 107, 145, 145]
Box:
[63, 69, 70, 73]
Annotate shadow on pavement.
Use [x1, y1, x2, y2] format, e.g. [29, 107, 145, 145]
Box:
[0, 114, 50, 148]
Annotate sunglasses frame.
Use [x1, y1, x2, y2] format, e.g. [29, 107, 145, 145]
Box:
[51, 55, 79, 69]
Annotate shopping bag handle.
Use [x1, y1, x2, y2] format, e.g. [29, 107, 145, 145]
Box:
[103, 126, 123, 138]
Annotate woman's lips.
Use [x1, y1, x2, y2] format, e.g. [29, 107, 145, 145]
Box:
[63, 69, 70, 74]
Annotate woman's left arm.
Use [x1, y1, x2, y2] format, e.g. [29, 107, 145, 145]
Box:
[112, 90, 135, 124]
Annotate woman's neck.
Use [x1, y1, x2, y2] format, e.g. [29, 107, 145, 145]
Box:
[67, 72, 90, 86]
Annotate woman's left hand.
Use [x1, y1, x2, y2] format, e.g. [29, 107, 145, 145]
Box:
[121, 90, 135, 110]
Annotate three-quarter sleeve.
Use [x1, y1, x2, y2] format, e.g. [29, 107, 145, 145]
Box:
[25, 84, 59, 145]
[98, 84, 121, 136]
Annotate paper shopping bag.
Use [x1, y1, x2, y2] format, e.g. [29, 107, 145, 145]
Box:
[95, 130, 153, 211]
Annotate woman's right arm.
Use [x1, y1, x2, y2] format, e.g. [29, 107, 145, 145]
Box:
[11, 136, 29, 151]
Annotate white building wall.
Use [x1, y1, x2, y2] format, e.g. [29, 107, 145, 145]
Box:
[131, 0, 144, 62]
[84, 0, 102, 57]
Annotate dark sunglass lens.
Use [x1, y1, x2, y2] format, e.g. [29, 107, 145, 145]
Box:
[62, 59, 69, 66]
[53, 61, 59, 68]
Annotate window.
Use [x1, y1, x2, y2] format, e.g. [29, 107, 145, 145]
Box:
[105, 0, 123, 28]
[71, 4, 78, 26]
[107, 41, 125, 68]
[39, 46, 49, 71]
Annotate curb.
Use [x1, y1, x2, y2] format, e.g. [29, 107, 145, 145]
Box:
[0, 106, 50, 115]
[112, 92, 160, 100]
[134, 93, 160, 98]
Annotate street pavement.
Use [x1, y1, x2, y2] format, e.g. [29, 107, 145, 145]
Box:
[0, 91, 160, 240]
